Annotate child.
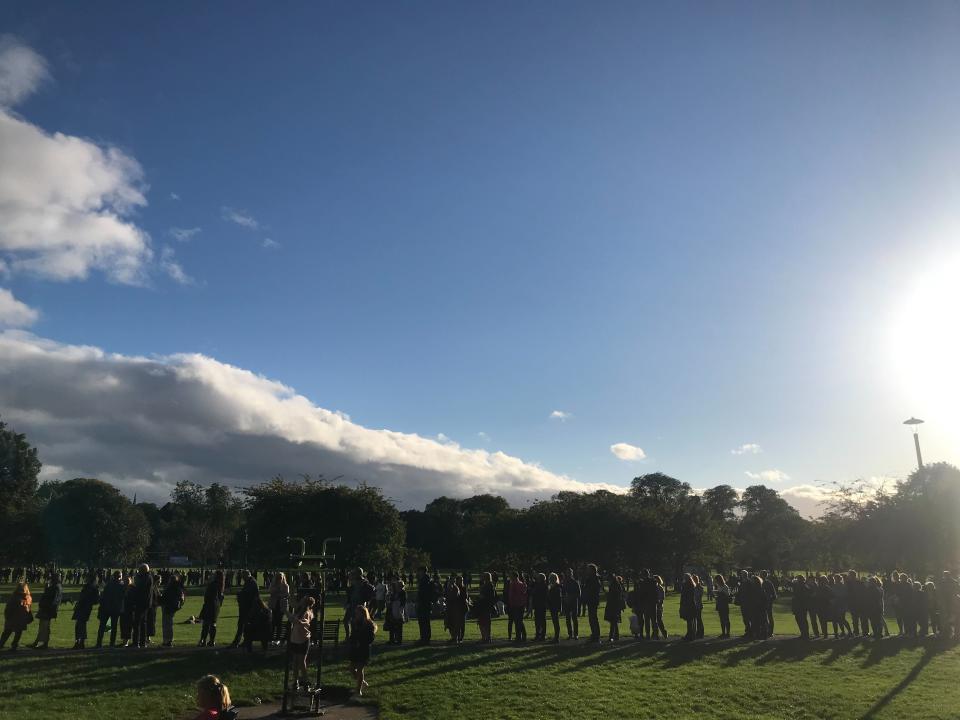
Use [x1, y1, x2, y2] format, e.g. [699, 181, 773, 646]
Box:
[348, 605, 378, 697]
[194, 675, 238, 720]
[287, 597, 315, 691]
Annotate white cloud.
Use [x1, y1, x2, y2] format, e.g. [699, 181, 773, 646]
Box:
[159, 246, 192, 285]
[0, 288, 39, 327]
[262, 238, 279, 249]
[745, 469, 790, 483]
[169, 227, 201, 242]
[549, 410, 572, 421]
[780, 484, 835, 518]
[0, 40, 153, 285]
[478, 431, 490, 442]
[0, 331, 626, 508]
[610, 442, 646, 461]
[169, 193, 180, 201]
[221, 206, 259, 229]
[731, 443, 762, 455]
[0, 35, 49, 107]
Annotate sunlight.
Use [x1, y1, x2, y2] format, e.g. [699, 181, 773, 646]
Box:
[888, 252, 960, 434]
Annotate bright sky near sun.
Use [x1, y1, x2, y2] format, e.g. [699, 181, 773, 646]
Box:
[0, 1, 957, 513]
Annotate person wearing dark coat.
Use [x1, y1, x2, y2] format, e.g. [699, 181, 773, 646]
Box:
[230, 570, 260, 647]
[547, 572, 563, 643]
[415, 567, 435, 645]
[130, 563, 154, 648]
[791, 576, 809, 639]
[846, 571, 866, 637]
[0, 583, 32, 650]
[815, 575, 833, 640]
[72, 574, 100, 648]
[760, 571, 777, 637]
[242, 597, 272, 653]
[604, 575, 625, 641]
[531, 573, 548, 641]
[96, 571, 125, 647]
[31, 573, 63, 649]
[562, 569, 581, 640]
[199, 570, 225, 646]
[147, 572, 162, 643]
[637, 570, 657, 639]
[583, 564, 603, 642]
[680, 574, 697, 641]
[715, 574, 732, 638]
[474, 573, 495, 643]
[866, 576, 886, 639]
[160, 573, 185, 647]
[693, 575, 706, 639]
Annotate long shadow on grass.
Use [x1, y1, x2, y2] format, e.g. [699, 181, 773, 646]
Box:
[859, 643, 940, 719]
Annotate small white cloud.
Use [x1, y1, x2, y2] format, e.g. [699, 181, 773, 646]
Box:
[221, 206, 259, 229]
[745, 469, 790, 483]
[169, 226, 201, 242]
[160, 246, 192, 285]
[169, 192, 180, 201]
[262, 238, 280, 249]
[0, 288, 39, 327]
[731, 443, 762, 455]
[0, 36, 49, 107]
[549, 410, 572, 421]
[477, 431, 490, 442]
[610, 442, 646, 461]
[436, 432, 450, 443]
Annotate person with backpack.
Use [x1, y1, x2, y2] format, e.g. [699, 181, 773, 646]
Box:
[0, 583, 32, 651]
[386, 579, 407, 645]
[31, 571, 62, 649]
[72, 572, 100, 649]
[160, 572, 185, 647]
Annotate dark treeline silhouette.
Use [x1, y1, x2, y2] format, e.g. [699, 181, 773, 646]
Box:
[1, 417, 959, 581]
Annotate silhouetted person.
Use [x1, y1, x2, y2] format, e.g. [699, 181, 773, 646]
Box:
[130, 564, 153, 648]
[72, 573, 100, 649]
[199, 570, 225, 646]
[714, 574, 731, 638]
[583, 564, 602, 642]
[563, 569, 580, 639]
[416, 566, 435, 645]
[531, 573, 548, 641]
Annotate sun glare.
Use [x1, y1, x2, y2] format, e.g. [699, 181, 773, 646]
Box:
[888, 253, 960, 433]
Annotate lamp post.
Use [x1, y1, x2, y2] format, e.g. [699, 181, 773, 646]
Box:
[903, 417, 924, 470]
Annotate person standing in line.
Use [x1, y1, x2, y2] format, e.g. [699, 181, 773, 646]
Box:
[791, 575, 809, 639]
[760, 571, 777, 637]
[374, 575, 387, 620]
[230, 570, 260, 648]
[583, 564, 602, 643]
[444, 576, 464, 644]
[129, 564, 153, 648]
[385, 579, 407, 645]
[653, 576, 668, 638]
[714, 574, 732, 638]
[416, 566, 434, 645]
[867, 576, 885, 639]
[348, 605, 378, 698]
[268, 572, 290, 646]
[532, 573, 548, 641]
[287, 596, 315, 691]
[0, 583, 32, 651]
[508, 571, 528, 642]
[147, 571, 162, 645]
[639, 570, 657, 640]
[161, 572, 185, 647]
[604, 574, 625, 642]
[680, 574, 697, 641]
[503, 574, 514, 641]
[547, 573, 563, 643]
[199, 570, 225, 647]
[563, 569, 581, 640]
[693, 574, 705, 639]
[72, 573, 100, 649]
[475, 573, 495, 643]
[734, 570, 752, 638]
[31, 571, 62, 649]
[95, 570, 124, 648]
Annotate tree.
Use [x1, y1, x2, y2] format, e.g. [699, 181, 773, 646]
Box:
[736, 485, 809, 571]
[166, 481, 244, 567]
[244, 476, 405, 570]
[42, 479, 151, 566]
[0, 418, 44, 563]
[630, 472, 691, 504]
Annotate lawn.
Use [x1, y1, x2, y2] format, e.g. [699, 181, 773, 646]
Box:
[0, 584, 957, 720]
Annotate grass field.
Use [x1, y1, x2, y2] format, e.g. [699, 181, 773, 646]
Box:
[0, 584, 957, 720]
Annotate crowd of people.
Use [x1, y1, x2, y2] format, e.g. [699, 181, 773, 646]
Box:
[3, 563, 959, 655]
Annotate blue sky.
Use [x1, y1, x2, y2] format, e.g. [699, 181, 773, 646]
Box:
[1, 1, 958, 510]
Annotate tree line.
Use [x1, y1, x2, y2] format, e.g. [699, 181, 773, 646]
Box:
[1, 418, 957, 576]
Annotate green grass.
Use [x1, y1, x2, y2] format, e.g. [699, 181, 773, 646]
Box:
[0, 584, 957, 720]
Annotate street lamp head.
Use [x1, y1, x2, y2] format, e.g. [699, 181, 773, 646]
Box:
[903, 417, 925, 428]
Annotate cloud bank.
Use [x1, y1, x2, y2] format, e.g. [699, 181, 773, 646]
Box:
[0, 332, 625, 508]
[745, 469, 790, 483]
